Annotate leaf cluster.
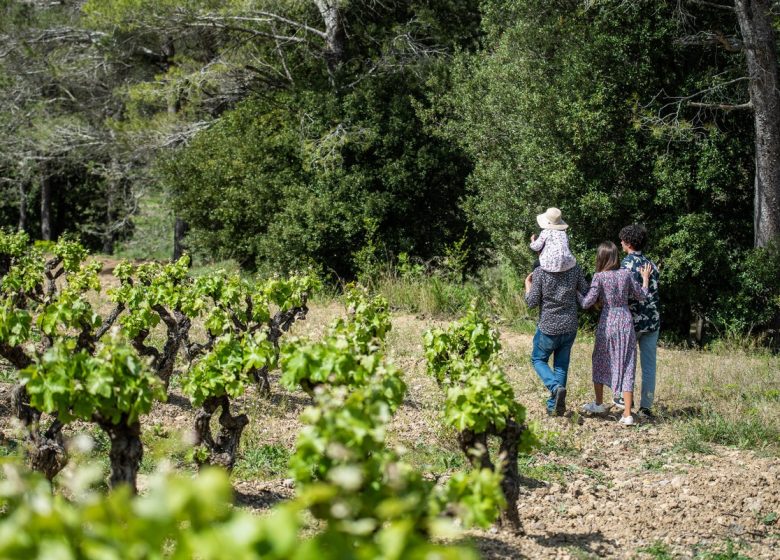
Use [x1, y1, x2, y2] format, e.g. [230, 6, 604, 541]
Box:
[0, 465, 480, 560]
[423, 304, 532, 447]
[181, 331, 275, 407]
[21, 335, 164, 425]
[280, 285, 390, 391]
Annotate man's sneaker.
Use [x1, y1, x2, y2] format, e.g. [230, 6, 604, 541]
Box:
[618, 415, 635, 426]
[637, 407, 655, 421]
[554, 386, 567, 416]
[581, 402, 608, 415]
[612, 396, 625, 411]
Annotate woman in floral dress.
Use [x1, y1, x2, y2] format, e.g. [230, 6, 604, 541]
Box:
[581, 241, 652, 426]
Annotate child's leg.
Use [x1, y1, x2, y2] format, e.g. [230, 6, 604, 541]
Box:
[594, 383, 604, 405]
[622, 391, 633, 417]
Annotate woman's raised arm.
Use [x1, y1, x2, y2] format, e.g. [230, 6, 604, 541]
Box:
[581, 274, 601, 309]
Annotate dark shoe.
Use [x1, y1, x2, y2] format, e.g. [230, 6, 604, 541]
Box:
[554, 386, 567, 416]
[637, 407, 655, 421]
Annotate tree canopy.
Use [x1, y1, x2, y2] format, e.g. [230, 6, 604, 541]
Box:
[1, 0, 779, 339]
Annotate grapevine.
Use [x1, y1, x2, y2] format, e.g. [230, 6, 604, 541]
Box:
[280, 284, 391, 395]
[108, 256, 199, 390]
[0, 231, 125, 480]
[423, 304, 537, 531]
[0, 465, 482, 560]
[180, 272, 317, 469]
[21, 333, 164, 490]
[283, 287, 507, 549]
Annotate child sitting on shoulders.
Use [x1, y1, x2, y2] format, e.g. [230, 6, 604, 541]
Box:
[530, 207, 577, 273]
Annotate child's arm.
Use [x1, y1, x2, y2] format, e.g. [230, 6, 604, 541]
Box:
[529, 229, 547, 252]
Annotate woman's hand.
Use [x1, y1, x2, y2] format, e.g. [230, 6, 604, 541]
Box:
[640, 264, 652, 288]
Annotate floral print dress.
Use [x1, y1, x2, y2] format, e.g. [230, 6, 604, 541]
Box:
[582, 269, 648, 393]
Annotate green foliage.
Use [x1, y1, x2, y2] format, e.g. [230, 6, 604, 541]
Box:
[156, 1, 482, 277]
[280, 286, 391, 391]
[423, 305, 536, 454]
[0, 229, 28, 257]
[423, 305, 529, 433]
[181, 331, 275, 407]
[289, 372, 405, 487]
[110, 256, 199, 338]
[424, 303, 501, 386]
[1, 235, 105, 350]
[434, 0, 760, 337]
[22, 335, 165, 424]
[1, 461, 486, 559]
[287, 338, 505, 543]
[0, 300, 31, 347]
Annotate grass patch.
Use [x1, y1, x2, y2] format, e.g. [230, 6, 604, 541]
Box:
[641, 457, 667, 471]
[638, 541, 675, 560]
[0, 362, 15, 382]
[233, 443, 291, 480]
[517, 456, 606, 485]
[402, 443, 465, 474]
[139, 424, 193, 474]
[374, 261, 536, 330]
[677, 411, 780, 454]
[532, 422, 580, 457]
[694, 540, 753, 559]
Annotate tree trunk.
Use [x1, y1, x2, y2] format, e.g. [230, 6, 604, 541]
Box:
[98, 416, 143, 493]
[18, 183, 27, 232]
[735, 0, 780, 247]
[173, 217, 188, 261]
[27, 419, 67, 482]
[314, 0, 345, 82]
[40, 175, 52, 241]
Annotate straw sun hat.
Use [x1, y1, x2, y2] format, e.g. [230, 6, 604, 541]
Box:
[536, 207, 568, 230]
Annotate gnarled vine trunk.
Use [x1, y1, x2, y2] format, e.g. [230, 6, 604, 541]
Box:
[457, 421, 526, 533]
[96, 414, 143, 492]
[11, 385, 68, 481]
[193, 395, 248, 470]
[496, 420, 525, 530]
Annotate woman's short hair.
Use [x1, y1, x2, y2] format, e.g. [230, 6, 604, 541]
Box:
[619, 224, 647, 251]
[596, 241, 620, 272]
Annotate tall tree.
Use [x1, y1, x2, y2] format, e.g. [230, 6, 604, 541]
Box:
[0, 0, 142, 248]
[734, 0, 780, 247]
[661, 0, 780, 247]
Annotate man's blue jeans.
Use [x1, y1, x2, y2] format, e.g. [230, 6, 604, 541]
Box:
[531, 328, 577, 412]
[637, 329, 659, 410]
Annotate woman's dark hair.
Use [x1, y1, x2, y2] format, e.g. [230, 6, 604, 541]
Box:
[595, 241, 620, 272]
[619, 224, 648, 251]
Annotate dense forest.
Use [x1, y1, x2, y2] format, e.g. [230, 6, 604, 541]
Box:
[1, 0, 779, 340]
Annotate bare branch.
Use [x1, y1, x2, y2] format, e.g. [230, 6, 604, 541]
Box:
[686, 0, 736, 11]
[688, 100, 753, 110]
